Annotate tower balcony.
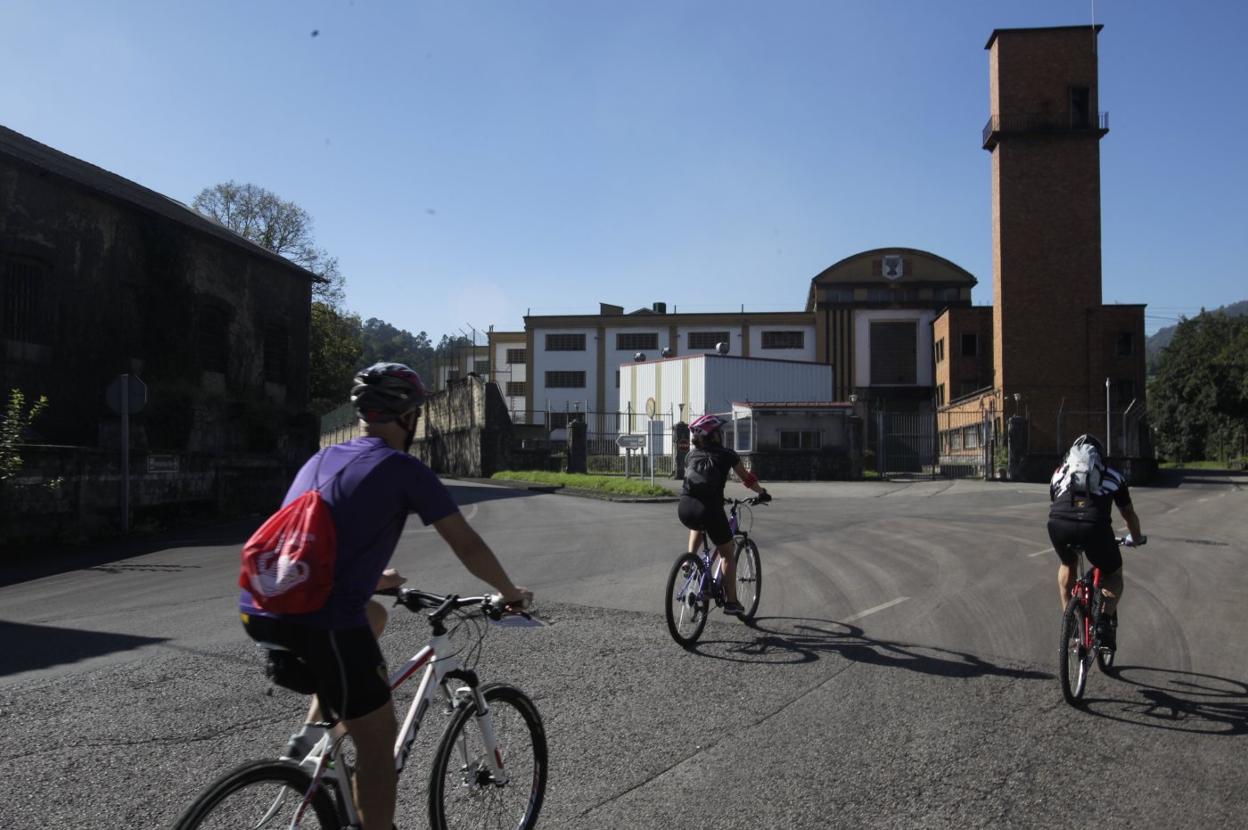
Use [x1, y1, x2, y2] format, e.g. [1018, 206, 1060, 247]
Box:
[982, 111, 1109, 150]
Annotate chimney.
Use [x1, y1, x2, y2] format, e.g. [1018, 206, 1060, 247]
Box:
[652, 302, 667, 314]
[599, 303, 624, 316]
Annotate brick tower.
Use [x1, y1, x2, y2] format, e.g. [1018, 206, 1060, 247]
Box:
[984, 25, 1142, 456]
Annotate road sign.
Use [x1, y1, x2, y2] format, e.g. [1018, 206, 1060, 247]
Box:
[616, 434, 646, 449]
[105, 374, 147, 415]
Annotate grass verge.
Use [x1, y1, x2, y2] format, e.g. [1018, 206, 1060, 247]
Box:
[490, 470, 672, 497]
[1158, 459, 1246, 470]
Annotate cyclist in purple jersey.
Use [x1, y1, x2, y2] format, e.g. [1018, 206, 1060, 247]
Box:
[240, 362, 531, 830]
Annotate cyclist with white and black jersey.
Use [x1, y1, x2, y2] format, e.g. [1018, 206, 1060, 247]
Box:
[677, 414, 769, 615]
[1047, 434, 1145, 650]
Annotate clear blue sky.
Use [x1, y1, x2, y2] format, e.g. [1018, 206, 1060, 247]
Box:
[4, 1, 1245, 338]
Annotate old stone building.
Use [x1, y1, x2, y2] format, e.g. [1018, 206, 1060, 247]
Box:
[1, 125, 317, 538]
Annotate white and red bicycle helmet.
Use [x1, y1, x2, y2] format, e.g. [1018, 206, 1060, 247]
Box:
[689, 413, 726, 441]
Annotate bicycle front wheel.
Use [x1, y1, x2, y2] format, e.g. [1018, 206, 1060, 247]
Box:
[665, 552, 708, 647]
[733, 538, 762, 621]
[429, 683, 547, 830]
[174, 759, 341, 829]
[1058, 598, 1091, 705]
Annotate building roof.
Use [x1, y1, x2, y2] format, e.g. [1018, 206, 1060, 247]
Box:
[0, 124, 318, 281]
[985, 24, 1102, 50]
[732, 401, 854, 409]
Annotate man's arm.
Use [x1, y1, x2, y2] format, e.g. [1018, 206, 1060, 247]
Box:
[433, 512, 531, 606]
[1118, 503, 1145, 543]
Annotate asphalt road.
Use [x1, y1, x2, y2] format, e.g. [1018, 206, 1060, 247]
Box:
[1, 470, 1245, 829]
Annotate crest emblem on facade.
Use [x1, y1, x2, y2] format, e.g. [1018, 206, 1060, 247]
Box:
[882, 255, 904, 281]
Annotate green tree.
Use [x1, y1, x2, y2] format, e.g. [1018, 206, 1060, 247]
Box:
[0, 389, 48, 482]
[1150, 312, 1248, 462]
[360, 318, 436, 377]
[309, 304, 364, 415]
[192, 181, 345, 307]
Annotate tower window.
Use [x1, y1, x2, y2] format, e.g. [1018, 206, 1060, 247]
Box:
[961, 333, 979, 357]
[1116, 331, 1134, 357]
[1069, 85, 1091, 129]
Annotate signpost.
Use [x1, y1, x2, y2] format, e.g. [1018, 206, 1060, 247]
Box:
[647, 419, 665, 486]
[617, 433, 646, 479]
[105, 373, 147, 533]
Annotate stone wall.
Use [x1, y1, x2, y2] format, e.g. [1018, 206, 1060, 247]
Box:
[0, 444, 294, 547]
[409, 376, 514, 478]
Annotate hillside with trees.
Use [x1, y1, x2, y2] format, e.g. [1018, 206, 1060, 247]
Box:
[1147, 299, 1248, 373]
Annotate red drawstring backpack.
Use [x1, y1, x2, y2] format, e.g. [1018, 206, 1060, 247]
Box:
[239, 453, 358, 614]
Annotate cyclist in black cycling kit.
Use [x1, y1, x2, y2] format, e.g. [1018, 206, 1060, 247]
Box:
[1048, 434, 1145, 650]
[678, 414, 769, 615]
[240, 363, 531, 830]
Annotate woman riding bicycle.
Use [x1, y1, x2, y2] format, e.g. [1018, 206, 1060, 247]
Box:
[677, 413, 769, 615]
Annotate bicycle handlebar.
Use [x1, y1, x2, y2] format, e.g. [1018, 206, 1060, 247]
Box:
[375, 587, 532, 623]
[724, 494, 771, 507]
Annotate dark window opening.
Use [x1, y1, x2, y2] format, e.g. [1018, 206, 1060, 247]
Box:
[545, 333, 586, 351]
[1, 255, 54, 344]
[263, 322, 288, 383]
[506, 348, 526, 364]
[505, 381, 526, 397]
[761, 330, 804, 350]
[961, 333, 979, 357]
[616, 332, 658, 351]
[1070, 85, 1091, 129]
[688, 331, 729, 350]
[545, 370, 586, 388]
[199, 303, 230, 373]
[473, 359, 490, 374]
[1116, 331, 1134, 357]
[870, 321, 917, 385]
[779, 430, 821, 450]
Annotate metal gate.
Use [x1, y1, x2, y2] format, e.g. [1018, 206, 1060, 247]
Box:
[875, 410, 996, 479]
[875, 412, 936, 477]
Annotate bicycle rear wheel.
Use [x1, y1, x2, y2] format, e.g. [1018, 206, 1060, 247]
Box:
[174, 759, 341, 829]
[733, 538, 762, 621]
[429, 683, 547, 830]
[1059, 598, 1091, 705]
[664, 553, 709, 647]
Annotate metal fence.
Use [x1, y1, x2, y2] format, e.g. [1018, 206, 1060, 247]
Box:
[871, 409, 997, 479]
[521, 409, 679, 477]
[1055, 403, 1147, 458]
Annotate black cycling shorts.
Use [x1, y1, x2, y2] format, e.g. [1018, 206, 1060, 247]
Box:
[242, 613, 391, 721]
[1047, 518, 1122, 575]
[678, 495, 733, 547]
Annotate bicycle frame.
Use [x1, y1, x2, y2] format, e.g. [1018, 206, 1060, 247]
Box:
[688, 501, 749, 600]
[287, 611, 508, 828]
[1069, 549, 1102, 648]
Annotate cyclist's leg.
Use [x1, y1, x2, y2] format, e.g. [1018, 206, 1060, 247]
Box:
[1087, 528, 1124, 615]
[344, 698, 398, 830]
[1047, 519, 1079, 612]
[687, 528, 703, 555]
[702, 508, 736, 604]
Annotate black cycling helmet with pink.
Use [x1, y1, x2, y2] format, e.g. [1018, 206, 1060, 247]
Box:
[351, 362, 427, 423]
[689, 413, 726, 445]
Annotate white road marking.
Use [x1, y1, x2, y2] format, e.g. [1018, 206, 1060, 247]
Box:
[843, 597, 909, 622]
[1027, 547, 1054, 558]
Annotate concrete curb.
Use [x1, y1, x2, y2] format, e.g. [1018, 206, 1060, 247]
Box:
[449, 477, 678, 504]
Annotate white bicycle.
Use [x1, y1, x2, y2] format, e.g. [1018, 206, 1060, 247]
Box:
[175, 589, 547, 830]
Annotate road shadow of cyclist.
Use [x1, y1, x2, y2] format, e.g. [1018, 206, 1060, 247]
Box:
[1078, 666, 1248, 735]
[689, 616, 1050, 681]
